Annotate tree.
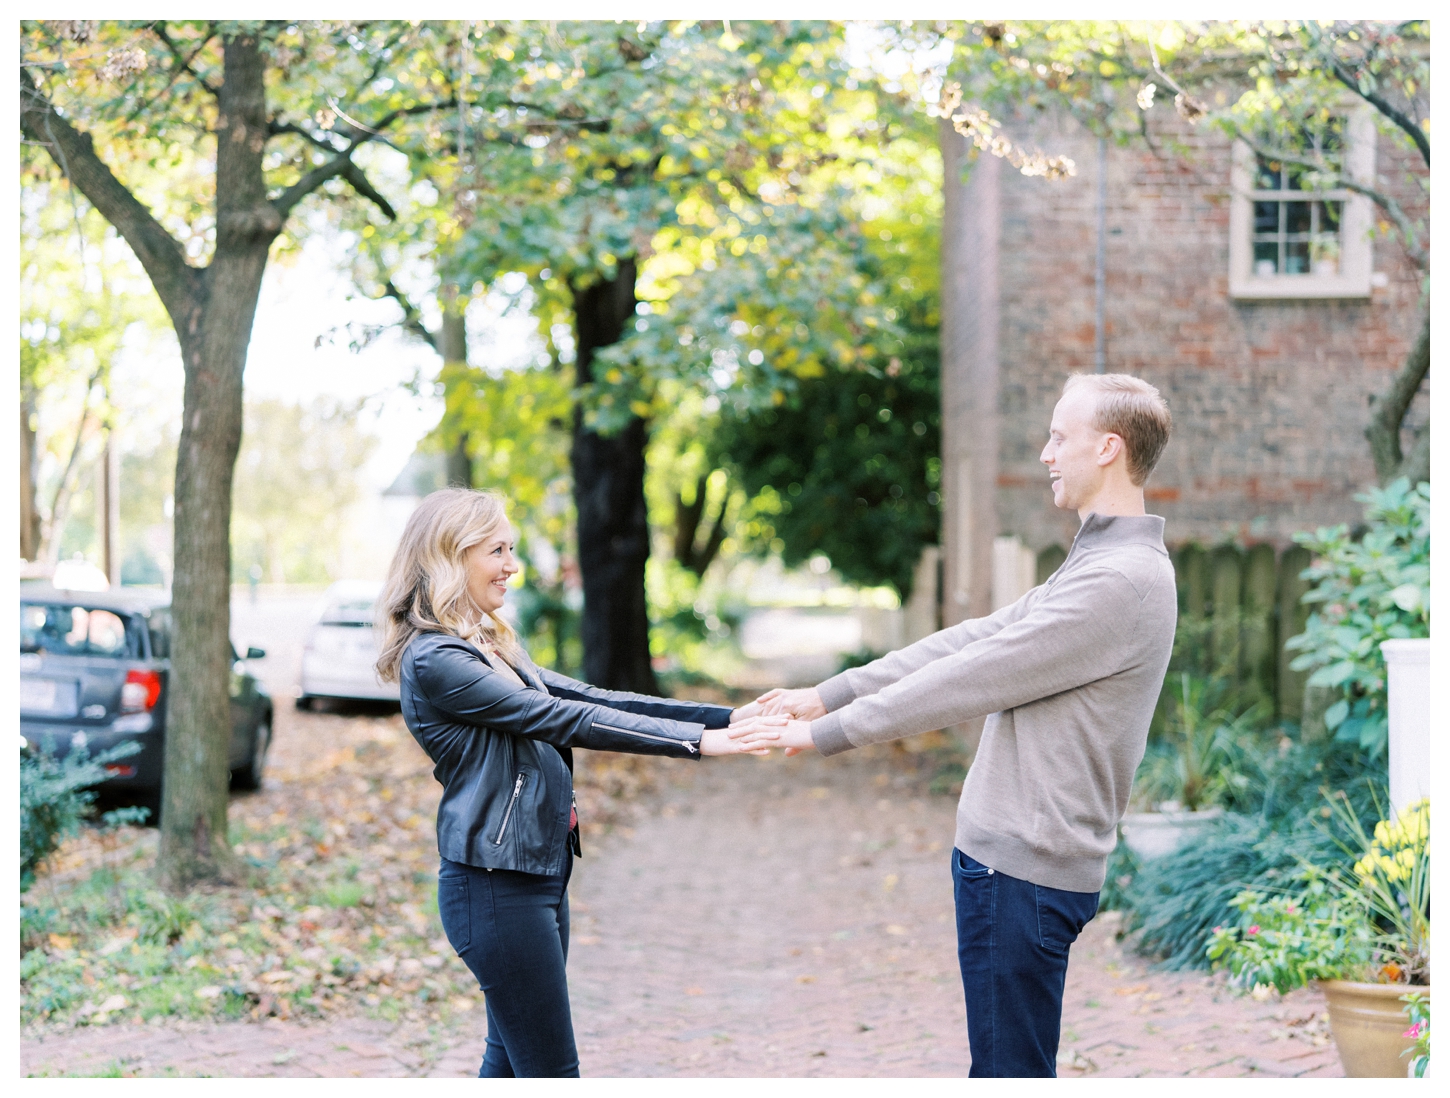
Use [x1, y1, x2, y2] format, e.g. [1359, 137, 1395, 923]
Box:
[20, 20, 465, 887]
[19, 178, 166, 564]
[939, 19, 1430, 484]
[428, 21, 906, 692]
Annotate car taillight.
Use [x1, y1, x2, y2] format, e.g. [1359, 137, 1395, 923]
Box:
[121, 669, 162, 712]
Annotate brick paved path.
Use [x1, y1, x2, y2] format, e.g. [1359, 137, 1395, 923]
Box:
[21, 741, 1342, 1078]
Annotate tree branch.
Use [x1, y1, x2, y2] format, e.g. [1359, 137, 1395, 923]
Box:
[1365, 313, 1430, 485]
[153, 22, 222, 98]
[19, 65, 200, 328]
[340, 161, 397, 220]
[380, 278, 438, 352]
[267, 119, 347, 154]
[1307, 24, 1429, 169]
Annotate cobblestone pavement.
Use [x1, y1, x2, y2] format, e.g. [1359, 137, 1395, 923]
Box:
[22, 735, 1343, 1078]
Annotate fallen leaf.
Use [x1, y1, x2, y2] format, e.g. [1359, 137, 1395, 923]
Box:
[886, 925, 907, 936]
[1114, 984, 1150, 996]
[194, 986, 223, 999]
[97, 994, 128, 1013]
[882, 874, 899, 892]
[685, 987, 705, 996]
[797, 975, 816, 984]
[48, 933, 74, 952]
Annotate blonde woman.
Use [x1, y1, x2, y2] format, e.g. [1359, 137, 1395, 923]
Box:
[375, 488, 767, 1078]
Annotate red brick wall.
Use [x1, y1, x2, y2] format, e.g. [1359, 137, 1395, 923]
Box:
[986, 116, 1427, 555]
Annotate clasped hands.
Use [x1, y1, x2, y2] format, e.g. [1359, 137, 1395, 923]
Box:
[699, 687, 824, 756]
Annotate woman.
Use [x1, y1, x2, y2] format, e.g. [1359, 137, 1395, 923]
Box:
[375, 488, 767, 1078]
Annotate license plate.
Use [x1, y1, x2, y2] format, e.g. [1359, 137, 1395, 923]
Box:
[20, 676, 78, 716]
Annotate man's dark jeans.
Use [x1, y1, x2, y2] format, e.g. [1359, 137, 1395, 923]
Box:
[437, 856, 578, 1078]
[952, 847, 1099, 1077]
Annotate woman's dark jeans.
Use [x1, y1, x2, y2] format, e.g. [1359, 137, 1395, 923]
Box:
[437, 856, 578, 1078]
[952, 847, 1100, 1077]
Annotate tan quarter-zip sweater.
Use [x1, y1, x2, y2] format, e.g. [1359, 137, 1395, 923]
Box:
[810, 513, 1177, 893]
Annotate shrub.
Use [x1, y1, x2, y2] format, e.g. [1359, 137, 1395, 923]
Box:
[20, 740, 143, 892]
[1285, 477, 1429, 757]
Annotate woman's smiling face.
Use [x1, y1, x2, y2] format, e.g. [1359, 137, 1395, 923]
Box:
[463, 526, 519, 616]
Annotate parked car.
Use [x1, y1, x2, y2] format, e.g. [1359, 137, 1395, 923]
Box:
[297, 581, 399, 708]
[19, 583, 274, 807]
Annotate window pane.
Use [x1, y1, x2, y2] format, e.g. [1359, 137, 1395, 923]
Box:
[1253, 201, 1281, 233]
[1285, 201, 1312, 234]
[1320, 200, 1342, 231]
[20, 603, 138, 658]
[1255, 157, 1282, 190]
[1253, 242, 1279, 275]
[1285, 241, 1310, 274]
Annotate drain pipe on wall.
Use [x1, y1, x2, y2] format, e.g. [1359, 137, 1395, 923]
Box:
[1094, 135, 1107, 374]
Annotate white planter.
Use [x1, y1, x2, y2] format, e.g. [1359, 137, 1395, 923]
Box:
[1381, 638, 1431, 819]
[1119, 807, 1224, 860]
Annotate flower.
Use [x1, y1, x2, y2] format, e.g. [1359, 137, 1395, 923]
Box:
[1402, 1021, 1423, 1039]
[1247, 925, 1259, 936]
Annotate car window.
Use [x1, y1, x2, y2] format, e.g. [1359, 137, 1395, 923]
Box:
[321, 598, 376, 625]
[21, 603, 141, 658]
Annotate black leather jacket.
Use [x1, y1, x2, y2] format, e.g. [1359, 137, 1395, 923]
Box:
[400, 631, 733, 876]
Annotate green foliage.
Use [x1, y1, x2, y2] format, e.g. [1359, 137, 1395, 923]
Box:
[1206, 797, 1429, 992]
[1134, 674, 1270, 812]
[1106, 735, 1384, 970]
[20, 741, 143, 892]
[1402, 992, 1429, 1077]
[1285, 478, 1430, 756]
[1206, 879, 1373, 994]
[229, 398, 377, 584]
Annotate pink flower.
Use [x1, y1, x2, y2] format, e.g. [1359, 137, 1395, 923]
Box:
[1403, 1022, 1423, 1039]
[1247, 925, 1260, 936]
[1285, 903, 1296, 913]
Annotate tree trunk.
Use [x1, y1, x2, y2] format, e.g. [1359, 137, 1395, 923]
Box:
[158, 36, 281, 890]
[570, 260, 658, 693]
[20, 390, 41, 561]
[1365, 312, 1430, 486]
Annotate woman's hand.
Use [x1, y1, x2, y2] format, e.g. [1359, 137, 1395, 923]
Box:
[700, 726, 775, 756]
[728, 715, 815, 756]
[754, 687, 826, 721]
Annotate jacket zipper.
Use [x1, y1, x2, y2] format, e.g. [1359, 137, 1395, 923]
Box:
[495, 773, 525, 844]
[592, 720, 698, 754]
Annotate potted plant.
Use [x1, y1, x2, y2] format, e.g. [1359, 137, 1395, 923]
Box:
[1120, 675, 1260, 859]
[1207, 796, 1430, 1077]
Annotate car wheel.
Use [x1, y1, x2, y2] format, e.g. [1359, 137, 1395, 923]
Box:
[233, 720, 270, 791]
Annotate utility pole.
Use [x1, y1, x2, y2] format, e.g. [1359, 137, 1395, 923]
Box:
[98, 428, 120, 585]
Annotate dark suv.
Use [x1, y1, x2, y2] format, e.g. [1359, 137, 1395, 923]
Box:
[19, 584, 274, 806]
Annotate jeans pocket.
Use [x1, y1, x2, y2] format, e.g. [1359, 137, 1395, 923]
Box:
[437, 875, 471, 955]
[954, 848, 993, 880]
[1034, 884, 1099, 954]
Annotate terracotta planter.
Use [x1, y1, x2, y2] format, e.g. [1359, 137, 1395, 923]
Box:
[1317, 979, 1428, 1078]
[1118, 807, 1223, 860]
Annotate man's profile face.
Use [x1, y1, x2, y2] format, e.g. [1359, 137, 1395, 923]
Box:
[1040, 387, 1109, 513]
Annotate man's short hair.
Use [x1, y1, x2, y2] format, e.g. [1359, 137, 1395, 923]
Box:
[1063, 374, 1172, 486]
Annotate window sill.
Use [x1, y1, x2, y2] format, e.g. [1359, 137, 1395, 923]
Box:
[1229, 275, 1371, 301]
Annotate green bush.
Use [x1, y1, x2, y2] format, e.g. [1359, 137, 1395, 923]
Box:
[1107, 735, 1384, 970]
[20, 740, 144, 891]
[1285, 477, 1429, 757]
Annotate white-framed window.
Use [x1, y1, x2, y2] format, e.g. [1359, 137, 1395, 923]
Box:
[1229, 109, 1375, 300]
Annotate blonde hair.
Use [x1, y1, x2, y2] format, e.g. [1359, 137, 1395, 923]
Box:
[1063, 373, 1173, 486]
[374, 488, 526, 683]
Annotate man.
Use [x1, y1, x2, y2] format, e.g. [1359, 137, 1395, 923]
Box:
[732, 373, 1177, 1077]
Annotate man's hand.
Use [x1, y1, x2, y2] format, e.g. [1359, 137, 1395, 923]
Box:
[755, 686, 826, 721]
[700, 727, 774, 756]
[728, 715, 815, 755]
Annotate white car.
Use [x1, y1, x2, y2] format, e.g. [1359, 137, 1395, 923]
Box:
[297, 581, 399, 708]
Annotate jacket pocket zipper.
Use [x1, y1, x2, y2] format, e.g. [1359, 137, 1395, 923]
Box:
[592, 721, 699, 754]
[495, 773, 525, 845]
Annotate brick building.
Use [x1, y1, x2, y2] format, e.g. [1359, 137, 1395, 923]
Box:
[935, 112, 1427, 715]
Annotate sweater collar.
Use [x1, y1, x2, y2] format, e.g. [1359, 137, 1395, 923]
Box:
[1074, 512, 1168, 554]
